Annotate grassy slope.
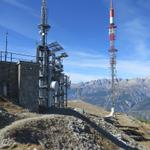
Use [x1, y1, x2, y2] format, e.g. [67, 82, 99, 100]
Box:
[69, 100, 150, 149]
[68, 100, 108, 116]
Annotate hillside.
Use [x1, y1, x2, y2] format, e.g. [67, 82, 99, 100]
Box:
[1, 98, 150, 150]
[0, 98, 119, 150]
[69, 78, 150, 120]
[68, 100, 150, 150]
[68, 100, 108, 116]
[0, 115, 119, 150]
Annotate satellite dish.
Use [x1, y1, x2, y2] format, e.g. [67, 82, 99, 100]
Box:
[50, 81, 59, 92]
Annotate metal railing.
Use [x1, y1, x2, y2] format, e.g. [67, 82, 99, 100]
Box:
[0, 51, 36, 62]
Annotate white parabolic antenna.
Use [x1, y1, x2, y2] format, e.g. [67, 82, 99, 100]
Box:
[50, 81, 59, 92]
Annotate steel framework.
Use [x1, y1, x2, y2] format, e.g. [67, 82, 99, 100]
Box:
[108, 0, 118, 117]
[37, 0, 70, 109]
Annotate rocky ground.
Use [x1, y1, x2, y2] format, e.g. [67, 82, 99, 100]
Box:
[0, 98, 150, 150]
[0, 115, 119, 150]
[0, 98, 119, 150]
[68, 100, 150, 150]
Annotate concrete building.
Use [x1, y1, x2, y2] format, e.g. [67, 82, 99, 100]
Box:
[0, 60, 39, 111]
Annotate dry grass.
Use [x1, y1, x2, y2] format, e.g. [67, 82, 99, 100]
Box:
[1, 98, 149, 150]
[0, 98, 24, 114]
[68, 100, 108, 116]
[69, 100, 150, 150]
[0, 115, 119, 150]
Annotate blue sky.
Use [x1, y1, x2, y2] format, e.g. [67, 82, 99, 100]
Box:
[0, 0, 150, 83]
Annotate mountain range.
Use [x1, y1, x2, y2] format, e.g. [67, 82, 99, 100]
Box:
[68, 77, 150, 120]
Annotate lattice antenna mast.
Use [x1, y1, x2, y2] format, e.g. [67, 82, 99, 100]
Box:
[109, 0, 117, 114]
[39, 0, 50, 46]
[37, 0, 51, 108]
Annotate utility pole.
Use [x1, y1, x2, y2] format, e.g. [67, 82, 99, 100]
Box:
[5, 32, 8, 62]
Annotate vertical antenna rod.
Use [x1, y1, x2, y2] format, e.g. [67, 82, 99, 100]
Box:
[39, 0, 50, 46]
[109, 0, 117, 116]
[5, 32, 8, 62]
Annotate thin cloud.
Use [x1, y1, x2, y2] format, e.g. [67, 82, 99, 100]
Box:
[65, 51, 150, 83]
[122, 18, 150, 59]
[69, 51, 104, 59]
[2, 0, 39, 17]
[118, 60, 150, 77]
[66, 72, 106, 83]
[117, 0, 150, 60]
[64, 51, 108, 69]
[0, 24, 36, 41]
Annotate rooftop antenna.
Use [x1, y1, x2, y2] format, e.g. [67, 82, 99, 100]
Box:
[5, 32, 8, 61]
[110, 0, 113, 9]
[106, 0, 118, 117]
[39, 0, 50, 46]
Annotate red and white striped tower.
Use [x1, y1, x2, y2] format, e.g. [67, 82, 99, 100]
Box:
[108, 0, 117, 116]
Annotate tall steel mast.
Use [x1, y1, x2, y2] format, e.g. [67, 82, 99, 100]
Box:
[39, 0, 50, 46]
[37, 0, 70, 109]
[108, 0, 117, 116]
[37, 0, 51, 107]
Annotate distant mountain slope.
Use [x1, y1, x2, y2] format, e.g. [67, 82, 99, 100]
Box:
[131, 98, 150, 111]
[68, 78, 150, 120]
[68, 100, 108, 116]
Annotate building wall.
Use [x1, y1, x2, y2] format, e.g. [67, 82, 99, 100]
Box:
[0, 61, 39, 111]
[0, 62, 18, 103]
[18, 61, 39, 111]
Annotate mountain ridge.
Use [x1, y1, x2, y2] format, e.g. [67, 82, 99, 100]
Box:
[69, 77, 150, 120]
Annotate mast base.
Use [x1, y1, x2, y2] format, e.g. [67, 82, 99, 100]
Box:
[105, 107, 115, 118]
